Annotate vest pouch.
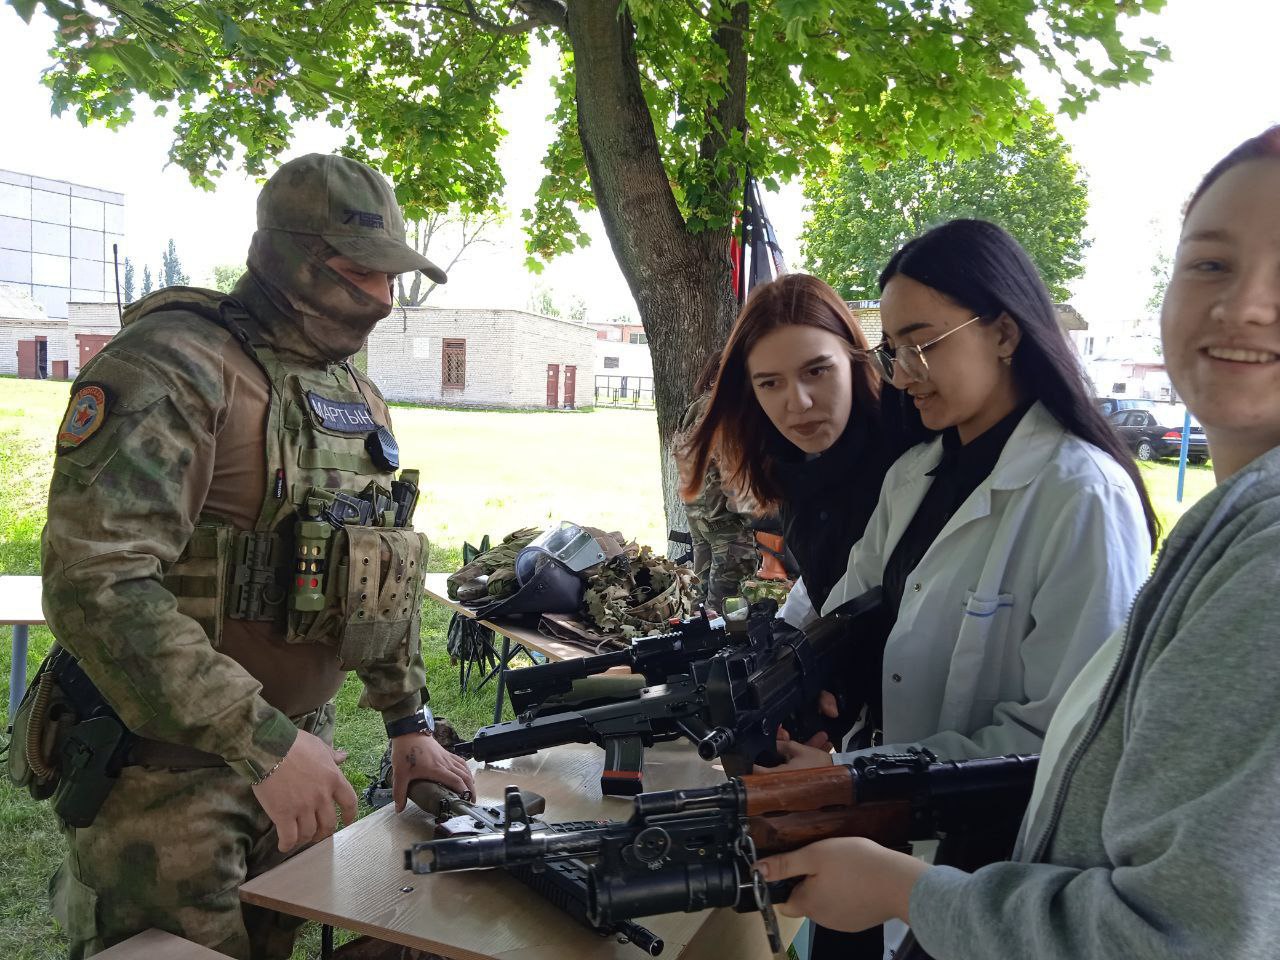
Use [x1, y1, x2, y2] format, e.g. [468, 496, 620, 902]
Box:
[165, 521, 233, 647]
[334, 526, 429, 670]
[7, 660, 75, 800]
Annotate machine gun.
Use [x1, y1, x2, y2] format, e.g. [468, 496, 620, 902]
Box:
[405, 779, 664, 955]
[407, 750, 1039, 957]
[456, 592, 881, 794]
[502, 607, 731, 714]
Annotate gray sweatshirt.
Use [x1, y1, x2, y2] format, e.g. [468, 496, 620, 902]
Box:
[909, 444, 1280, 959]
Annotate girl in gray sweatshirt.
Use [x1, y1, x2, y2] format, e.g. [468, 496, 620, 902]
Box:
[756, 127, 1280, 960]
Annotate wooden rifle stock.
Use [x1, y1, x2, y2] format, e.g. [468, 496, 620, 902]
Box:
[741, 765, 914, 855]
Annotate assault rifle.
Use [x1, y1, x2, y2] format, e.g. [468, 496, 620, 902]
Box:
[502, 607, 730, 714]
[407, 750, 1039, 957]
[458, 675, 715, 796]
[455, 593, 881, 794]
[405, 779, 664, 955]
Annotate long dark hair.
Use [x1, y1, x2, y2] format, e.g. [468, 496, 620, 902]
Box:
[879, 219, 1159, 547]
[679, 273, 881, 509]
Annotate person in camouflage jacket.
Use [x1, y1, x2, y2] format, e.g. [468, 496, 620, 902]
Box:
[39, 154, 472, 959]
[678, 358, 759, 614]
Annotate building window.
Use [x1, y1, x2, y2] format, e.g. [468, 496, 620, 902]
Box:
[628, 332, 647, 345]
[603, 356, 620, 369]
[443, 338, 466, 389]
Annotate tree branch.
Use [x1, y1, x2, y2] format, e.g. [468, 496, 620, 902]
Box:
[513, 0, 567, 31]
[371, 0, 557, 35]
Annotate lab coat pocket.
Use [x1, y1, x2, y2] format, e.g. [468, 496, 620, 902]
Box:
[940, 591, 1017, 730]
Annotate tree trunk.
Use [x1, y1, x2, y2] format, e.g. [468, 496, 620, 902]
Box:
[565, 1, 743, 544]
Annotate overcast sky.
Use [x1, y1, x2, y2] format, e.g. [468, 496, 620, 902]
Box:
[1, 0, 1276, 333]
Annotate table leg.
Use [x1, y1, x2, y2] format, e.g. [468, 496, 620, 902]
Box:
[8, 623, 29, 726]
[491, 634, 510, 725]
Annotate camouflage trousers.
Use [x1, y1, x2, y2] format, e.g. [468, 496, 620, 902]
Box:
[50, 703, 335, 960]
[687, 513, 758, 613]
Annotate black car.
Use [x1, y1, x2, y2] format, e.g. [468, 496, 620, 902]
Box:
[1108, 405, 1210, 464]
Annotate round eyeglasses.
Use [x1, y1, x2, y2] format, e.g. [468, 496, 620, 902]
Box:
[867, 315, 983, 384]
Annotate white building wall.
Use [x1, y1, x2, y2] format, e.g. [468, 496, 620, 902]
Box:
[0, 318, 69, 376]
[0, 301, 123, 377]
[366, 307, 594, 408]
[594, 340, 653, 379]
[367, 307, 517, 406]
[67, 301, 123, 375]
[0, 169, 124, 321]
[512, 312, 596, 408]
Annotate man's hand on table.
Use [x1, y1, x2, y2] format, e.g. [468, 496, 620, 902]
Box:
[391, 732, 476, 811]
[253, 728, 359, 853]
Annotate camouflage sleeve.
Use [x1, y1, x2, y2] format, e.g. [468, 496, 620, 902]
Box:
[349, 382, 428, 724]
[688, 462, 758, 611]
[41, 319, 297, 781]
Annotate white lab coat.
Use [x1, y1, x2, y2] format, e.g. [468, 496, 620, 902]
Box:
[818, 401, 1150, 761]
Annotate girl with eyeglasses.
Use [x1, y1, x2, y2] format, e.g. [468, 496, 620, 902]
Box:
[756, 126, 1280, 960]
[776, 217, 1158, 769]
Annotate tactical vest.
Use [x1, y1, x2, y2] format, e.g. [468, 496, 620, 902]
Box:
[129, 287, 429, 671]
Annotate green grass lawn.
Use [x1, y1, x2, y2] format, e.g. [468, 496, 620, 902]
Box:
[0, 375, 1217, 958]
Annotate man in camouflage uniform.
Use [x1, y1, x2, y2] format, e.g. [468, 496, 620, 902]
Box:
[678, 393, 758, 614]
[40, 154, 474, 959]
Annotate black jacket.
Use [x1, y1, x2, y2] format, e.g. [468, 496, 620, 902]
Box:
[771, 415, 893, 612]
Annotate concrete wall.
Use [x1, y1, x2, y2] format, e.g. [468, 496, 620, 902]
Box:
[367, 307, 594, 408]
[0, 169, 124, 321]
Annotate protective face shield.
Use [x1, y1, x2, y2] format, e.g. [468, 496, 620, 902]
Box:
[515, 523, 612, 582]
[475, 523, 621, 620]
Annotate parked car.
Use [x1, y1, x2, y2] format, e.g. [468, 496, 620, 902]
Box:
[1108, 404, 1210, 464]
[1095, 396, 1156, 417]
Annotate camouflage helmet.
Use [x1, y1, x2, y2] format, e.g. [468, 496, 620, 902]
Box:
[257, 153, 448, 282]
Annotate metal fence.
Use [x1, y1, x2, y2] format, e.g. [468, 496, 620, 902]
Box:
[594, 374, 655, 408]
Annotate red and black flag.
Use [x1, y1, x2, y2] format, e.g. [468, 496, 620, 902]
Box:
[732, 170, 788, 305]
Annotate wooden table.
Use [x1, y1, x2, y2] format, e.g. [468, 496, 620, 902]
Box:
[1, 574, 44, 724]
[94, 928, 228, 959]
[424, 572, 621, 724]
[241, 741, 799, 960]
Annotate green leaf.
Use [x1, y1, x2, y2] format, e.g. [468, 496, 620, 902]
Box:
[10, 0, 39, 23]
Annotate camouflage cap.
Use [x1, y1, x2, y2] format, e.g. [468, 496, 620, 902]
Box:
[257, 153, 448, 282]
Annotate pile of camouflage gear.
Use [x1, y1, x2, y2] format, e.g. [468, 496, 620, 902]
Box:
[447, 523, 698, 645]
[446, 527, 542, 603]
[583, 543, 697, 639]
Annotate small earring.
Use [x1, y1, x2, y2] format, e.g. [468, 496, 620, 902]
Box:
[1001, 355, 1013, 366]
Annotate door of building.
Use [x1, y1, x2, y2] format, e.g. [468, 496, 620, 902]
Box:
[562, 365, 576, 409]
[76, 333, 114, 370]
[546, 364, 560, 408]
[16, 337, 48, 379]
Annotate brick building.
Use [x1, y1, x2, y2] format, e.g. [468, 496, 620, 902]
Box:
[368, 306, 595, 409]
[0, 290, 120, 378]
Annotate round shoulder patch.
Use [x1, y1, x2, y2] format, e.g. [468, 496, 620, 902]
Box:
[58, 383, 112, 449]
